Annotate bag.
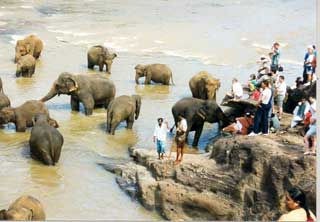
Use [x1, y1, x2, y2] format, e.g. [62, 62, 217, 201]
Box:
[304, 111, 312, 126]
[278, 66, 284, 72]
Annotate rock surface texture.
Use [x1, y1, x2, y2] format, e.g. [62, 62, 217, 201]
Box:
[100, 114, 316, 221]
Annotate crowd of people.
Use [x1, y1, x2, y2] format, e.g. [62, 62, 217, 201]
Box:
[153, 42, 317, 164]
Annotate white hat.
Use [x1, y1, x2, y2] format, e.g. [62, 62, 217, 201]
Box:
[307, 45, 314, 50]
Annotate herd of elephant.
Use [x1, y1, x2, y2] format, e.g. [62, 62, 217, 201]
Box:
[1, 35, 230, 168]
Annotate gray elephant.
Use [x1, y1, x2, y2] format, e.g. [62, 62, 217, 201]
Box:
[0, 100, 58, 132]
[171, 97, 230, 147]
[16, 54, 36, 77]
[134, 64, 174, 85]
[29, 114, 64, 166]
[0, 195, 45, 221]
[189, 71, 221, 100]
[15, 34, 43, 63]
[87, 45, 117, 73]
[40, 72, 116, 115]
[106, 95, 141, 135]
[0, 78, 11, 110]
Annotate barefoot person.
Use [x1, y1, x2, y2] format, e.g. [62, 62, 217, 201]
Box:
[278, 187, 316, 221]
[175, 115, 187, 163]
[153, 118, 169, 160]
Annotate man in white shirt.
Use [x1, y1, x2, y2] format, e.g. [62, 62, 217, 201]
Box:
[248, 80, 273, 136]
[153, 118, 169, 160]
[226, 78, 243, 99]
[275, 75, 287, 119]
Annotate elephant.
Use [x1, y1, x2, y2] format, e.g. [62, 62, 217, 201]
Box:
[40, 72, 116, 115]
[87, 45, 117, 73]
[134, 64, 174, 85]
[0, 195, 45, 221]
[15, 34, 43, 63]
[0, 100, 58, 132]
[16, 54, 36, 77]
[171, 97, 231, 147]
[284, 82, 316, 113]
[189, 71, 221, 100]
[106, 95, 141, 135]
[29, 114, 64, 166]
[0, 78, 11, 110]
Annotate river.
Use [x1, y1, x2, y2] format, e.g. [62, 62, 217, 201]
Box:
[0, 0, 315, 220]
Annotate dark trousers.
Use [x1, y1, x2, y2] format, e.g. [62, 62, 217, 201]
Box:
[253, 104, 271, 134]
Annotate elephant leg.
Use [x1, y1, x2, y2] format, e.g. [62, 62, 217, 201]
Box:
[192, 123, 204, 147]
[99, 63, 104, 72]
[71, 96, 80, 111]
[41, 150, 54, 165]
[88, 60, 94, 69]
[28, 67, 34, 77]
[82, 96, 95, 115]
[144, 74, 152, 84]
[16, 120, 27, 132]
[126, 115, 134, 129]
[110, 120, 120, 135]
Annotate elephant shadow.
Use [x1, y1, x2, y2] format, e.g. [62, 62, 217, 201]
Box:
[134, 85, 170, 99]
[15, 77, 37, 89]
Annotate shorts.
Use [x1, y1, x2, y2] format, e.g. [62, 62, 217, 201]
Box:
[305, 124, 316, 137]
[271, 64, 278, 73]
[156, 139, 165, 154]
[276, 94, 285, 108]
[306, 66, 313, 75]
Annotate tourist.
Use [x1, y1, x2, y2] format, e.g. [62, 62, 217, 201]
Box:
[270, 42, 281, 75]
[270, 113, 280, 133]
[312, 45, 317, 75]
[248, 74, 257, 92]
[248, 80, 273, 136]
[303, 45, 316, 84]
[222, 112, 254, 135]
[257, 55, 270, 79]
[226, 78, 243, 99]
[291, 77, 304, 90]
[275, 75, 287, 120]
[153, 117, 170, 160]
[175, 115, 187, 164]
[303, 97, 316, 155]
[278, 187, 316, 221]
[290, 98, 310, 128]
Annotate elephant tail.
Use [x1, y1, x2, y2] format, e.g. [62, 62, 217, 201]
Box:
[106, 110, 112, 133]
[170, 72, 175, 85]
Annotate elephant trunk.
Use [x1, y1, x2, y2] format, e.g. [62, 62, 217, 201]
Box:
[135, 74, 140, 84]
[41, 83, 58, 102]
[15, 54, 20, 63]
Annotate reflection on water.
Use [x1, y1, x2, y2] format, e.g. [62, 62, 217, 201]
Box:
[0, 0, 315, 220]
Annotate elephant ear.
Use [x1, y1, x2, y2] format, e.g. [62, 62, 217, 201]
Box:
[0, 209, 7, 220]
[65, 76, 79, 92]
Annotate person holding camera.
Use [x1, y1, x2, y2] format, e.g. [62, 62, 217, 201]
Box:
[270, 42, 281, 75]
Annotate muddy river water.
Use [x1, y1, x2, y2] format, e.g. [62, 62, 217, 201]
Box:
[0, 0, 315, 219]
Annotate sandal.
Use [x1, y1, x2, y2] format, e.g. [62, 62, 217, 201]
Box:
[311, 151, 316, 156]
[304, 151, 310, 155]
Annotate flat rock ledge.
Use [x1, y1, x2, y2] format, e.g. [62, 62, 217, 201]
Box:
[99, 121, 316, 220]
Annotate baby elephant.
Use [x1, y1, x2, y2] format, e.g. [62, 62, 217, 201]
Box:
[0, 195, 46, 220]
[134, 63, 174, 85]
[0, 100, 58, 132]
[16, 54, 36, 77]
[29, 114, 63, 165]
[0, 77, 10, 110]
[87, 45, 117, 74]
[107, 95, 141, 135]
[15, 34, 43, 63]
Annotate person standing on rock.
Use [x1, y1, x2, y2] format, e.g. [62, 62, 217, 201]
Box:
[153, 118, 170, 160]
[175, 115, 187, 164]
[275, 75, 287, 120]
[248, 80, 273, 136]
[278, 187, 316, 221]
[270, 42, 281, 75]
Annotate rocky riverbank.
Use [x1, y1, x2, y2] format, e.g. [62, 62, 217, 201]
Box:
[99, 113, 316, 221]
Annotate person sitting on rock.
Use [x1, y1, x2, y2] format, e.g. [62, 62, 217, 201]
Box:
[290, 98, 310, 128]
[278, 187, 316, 221]
[153, 117, 170, 160]
[174, 115, 187, 164]
[269, 113, 280, 133]
[257, 55, 271, 79]
[248, 74, 258, 92]
[226, 78, 243, 100]
[222, 112, 254, 135]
